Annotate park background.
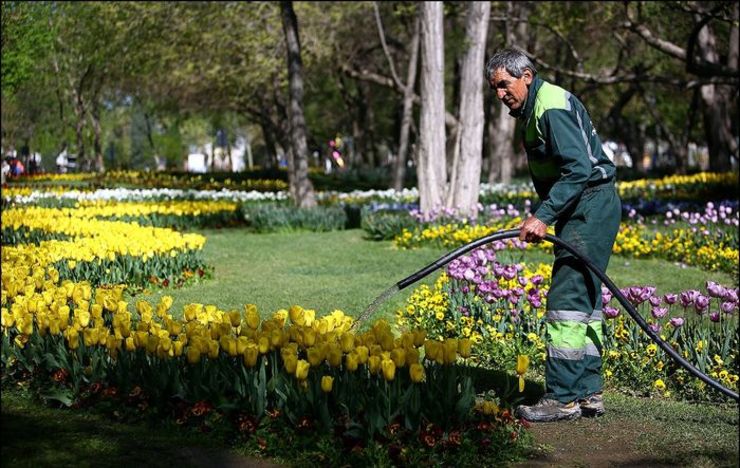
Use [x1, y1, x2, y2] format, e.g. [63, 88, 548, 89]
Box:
[2, 1, 739, 467]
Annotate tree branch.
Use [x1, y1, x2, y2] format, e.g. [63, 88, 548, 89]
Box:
[373, 2, 404, 90]
[341, 64, 459, 128]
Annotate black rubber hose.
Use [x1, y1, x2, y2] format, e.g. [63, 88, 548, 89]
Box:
[394, 228, 739, 401]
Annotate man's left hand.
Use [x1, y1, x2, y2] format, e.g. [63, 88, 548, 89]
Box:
[519, 216, 548, 243]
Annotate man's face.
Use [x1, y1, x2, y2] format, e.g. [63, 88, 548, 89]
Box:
[489, 68, 533, 111]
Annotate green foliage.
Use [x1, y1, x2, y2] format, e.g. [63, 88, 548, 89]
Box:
[242, 204, 348, 233]
[361, 207, 417, 240]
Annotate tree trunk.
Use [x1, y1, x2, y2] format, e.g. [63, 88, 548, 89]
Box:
[487, 100, 516, 183]
[281, 0, 316, 208]
[391, 14, 420, 190]
[418, 1, 447, 213]
[487, 1, 529, 183]
[447, 1, 490, 214]
[89, 102, 104, 172]
[696, 17, 738, 171]
[73, 96, 86, 170]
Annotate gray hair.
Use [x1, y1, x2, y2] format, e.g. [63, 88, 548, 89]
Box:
[485, 48, 537, 80]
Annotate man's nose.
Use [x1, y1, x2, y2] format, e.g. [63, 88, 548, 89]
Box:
[496, 89, 507, 100]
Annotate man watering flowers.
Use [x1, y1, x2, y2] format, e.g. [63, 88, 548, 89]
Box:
[485, 48, 621, 422]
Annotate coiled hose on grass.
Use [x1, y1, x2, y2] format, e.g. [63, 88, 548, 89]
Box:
[357, 228, 739, 401]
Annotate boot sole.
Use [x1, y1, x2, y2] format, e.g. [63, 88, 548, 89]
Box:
[517, 409, 582, 423]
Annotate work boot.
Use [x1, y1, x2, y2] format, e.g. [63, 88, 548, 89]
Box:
[515, 398, 581, 422]
[579, 392, 605, 417]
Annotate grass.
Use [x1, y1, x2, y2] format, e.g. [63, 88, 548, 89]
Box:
[136, 228, 735, 323]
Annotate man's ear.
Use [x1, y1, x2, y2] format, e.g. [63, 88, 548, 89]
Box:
[522, 69, 534, 86]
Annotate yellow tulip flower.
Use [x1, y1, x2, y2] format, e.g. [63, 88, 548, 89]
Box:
[345, 352, 359, 372]
[321, 375, 334, 393]
[295, 359, 310, 380]
[243, 343, 259, 367]
[516, 355, 530, 392]
[409, 363, 425, 383]
[381, 359, 396, 381]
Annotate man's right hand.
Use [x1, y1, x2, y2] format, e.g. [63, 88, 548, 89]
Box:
[519, 216, 548, 243]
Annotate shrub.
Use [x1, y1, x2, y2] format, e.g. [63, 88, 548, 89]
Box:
[361, 207, 417, 240]
[242, 204, 348, 233]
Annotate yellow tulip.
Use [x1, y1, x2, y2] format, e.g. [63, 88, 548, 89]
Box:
[340, 333, 354, 353]
[390, 348, 406, 368]
[321, 375, 334, 393]
[443, 339, 458, 364]
[245, 305, 260, 330]
[303, 328, 317, 347]
[258, 336, 270, 354]
[381, 359, 396, 381]
[327, 346, 343, 368]
[307, 346, 324, 367]
[405, 347, 420, 367]
[345, 352, 359, 372]
[125, 336, 135, 352]
[368, 355, 381, 375]
[355, 345, 369, 364]
[409, 363, 425, 383]
[289, 305, 305, 326]
[283, 354, 298, 374]
[295, 359, 310, 380]
[243, 343, 259, 367]
[517, 355, 530, 392]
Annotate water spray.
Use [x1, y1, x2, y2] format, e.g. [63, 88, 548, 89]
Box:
[355, 228, 739, 401]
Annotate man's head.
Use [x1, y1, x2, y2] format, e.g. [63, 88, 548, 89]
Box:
[485, 49, 537, 112]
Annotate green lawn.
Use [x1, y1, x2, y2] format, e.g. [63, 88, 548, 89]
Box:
[137, 228, 735, 323]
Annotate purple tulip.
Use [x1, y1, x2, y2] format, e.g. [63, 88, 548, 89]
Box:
[503, 266, 517, 280]
[531, 275, 544, 286]
[601, 287, 613, 305]
[649, 296, 662, 307]
[649, 323, 662, 333]
[462, 285, 470, 294]
[508, 295, 520, 306]
[721, 301, 737, 314]
[528, 296, 542, 308]
[640, 286, 657, 303]
[464, 269, 475, 281]
[518, 276, 528, 287]
[694, 295, 710, 313]
[706, 281, 726, 298]
[669, 317, 685, 328]
[485, 294, 495, 304]
[651, 307, 668, 319]
[679, 290, 700, 308]
[493, 264, 505, 277]
[604, 306, 620, 318]
[709, 311, 720, 322]
[723, 288, 738, 303]
[663, 293, 678, 305]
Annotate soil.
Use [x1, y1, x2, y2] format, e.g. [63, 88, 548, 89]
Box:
[513, 416, 676, 468]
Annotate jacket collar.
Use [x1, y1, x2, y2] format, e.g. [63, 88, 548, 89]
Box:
[511, 75, 543, 120]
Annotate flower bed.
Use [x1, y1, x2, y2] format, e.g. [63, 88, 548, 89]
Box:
[395, 246, 739, 401]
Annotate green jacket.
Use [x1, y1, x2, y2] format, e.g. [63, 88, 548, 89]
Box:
[515, 76, 616, 225]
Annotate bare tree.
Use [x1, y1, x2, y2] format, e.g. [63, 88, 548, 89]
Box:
[281, 1, 316, 208]
[418, 1, 446, 213]
[446, 1, 490, 214]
